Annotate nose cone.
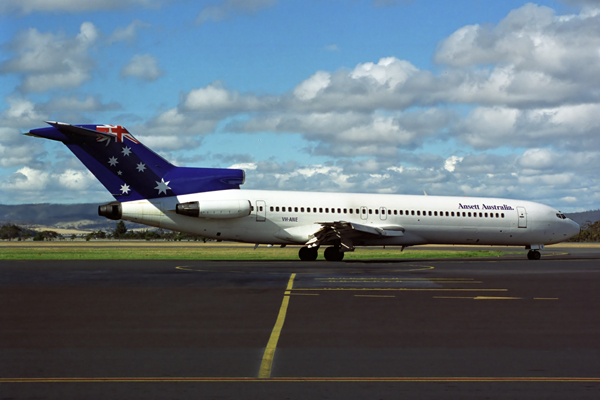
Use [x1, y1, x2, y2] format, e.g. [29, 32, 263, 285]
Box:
[567, 220, 580, 240]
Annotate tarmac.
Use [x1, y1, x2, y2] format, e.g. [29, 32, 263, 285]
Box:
[2, 245, 600, 399]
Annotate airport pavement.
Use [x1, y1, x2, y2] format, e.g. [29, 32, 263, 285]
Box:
[1, 246, 600, 399]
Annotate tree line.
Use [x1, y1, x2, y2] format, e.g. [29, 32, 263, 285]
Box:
[0, 221, 206, 242]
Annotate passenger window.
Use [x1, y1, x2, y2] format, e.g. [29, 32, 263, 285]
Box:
[259, 206, 263, 211]
[369, 209, 373, 214]
[300, 207, 304, 212]
[495, 213, 499, 218]
[314, 208, 317, 213]
[349, 209, 353, 214]
[319, 208, 323, 213]
[294, 207, 298, 212]
[325, 208, 329, 213]
[343, 208, 347, 214]
[485, 213, 488, 217]
[375, 209, 379, 215]
[276, 207, 280, 212]
[501, 213, 504, 218]
[411, 210, 415, 216]
[270, 206, 274, 212]
[394, 210, 398, 215]
[417, 211, 421, 216]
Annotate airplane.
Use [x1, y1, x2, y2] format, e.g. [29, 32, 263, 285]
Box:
[26, 121, 581, 261]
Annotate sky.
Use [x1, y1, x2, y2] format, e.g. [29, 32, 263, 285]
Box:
[0, 0, 599, 212]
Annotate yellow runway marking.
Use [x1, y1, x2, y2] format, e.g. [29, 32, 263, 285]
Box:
[258, 273, 296, 379]
[2, 377, 599, 383]
[293, 288, 507, 292]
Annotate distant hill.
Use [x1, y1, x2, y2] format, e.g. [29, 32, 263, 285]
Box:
[0, 203, 143, 232]
[565, 210, 600, 226]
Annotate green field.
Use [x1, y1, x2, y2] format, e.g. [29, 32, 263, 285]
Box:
[0, 242, 515, 260]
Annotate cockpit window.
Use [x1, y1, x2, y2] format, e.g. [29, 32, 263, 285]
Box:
[556, 213, 567, 220]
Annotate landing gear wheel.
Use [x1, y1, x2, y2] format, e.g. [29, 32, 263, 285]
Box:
[527, 250, 541, 260]
[324, 246, 344, 262]
[299, 246, 318, 261]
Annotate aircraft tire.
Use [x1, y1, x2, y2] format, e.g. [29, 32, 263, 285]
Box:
[324, 246, 344, 262]
[527, 250, 541, 260]
[299, 247, 318, 261]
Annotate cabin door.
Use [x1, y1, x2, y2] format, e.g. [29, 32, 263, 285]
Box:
[360, 206, 368, 220]
[380, 207, 387, 220]
[256, 200, 266, 222]
[517, 207, 527, 228]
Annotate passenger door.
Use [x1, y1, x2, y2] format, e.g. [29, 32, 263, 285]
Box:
[256, 200, 266, 222]
[517, 207, 527, 228]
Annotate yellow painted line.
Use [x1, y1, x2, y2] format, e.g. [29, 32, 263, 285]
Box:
[258, 273, 296, 379]
[474, 296, 522, 300]
[354, 295, 396, 298]
[316, 278, 476, 281]
[292, 288, 507, 292]
[3, 377, 600, 383]
[288, 293, 319, 296]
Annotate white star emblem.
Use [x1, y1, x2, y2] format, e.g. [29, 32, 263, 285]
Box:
[120, 183, 131, 194]
[108, 156, 118, 167]
[154, 178, 171, 195]
[122, 146, 132, 156]
[117, 170, 123, 176]
[136, 162, 146, 172]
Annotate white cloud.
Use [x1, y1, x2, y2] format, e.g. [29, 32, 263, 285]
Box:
[0, 22, 99, 92]
[196, 0, 278, 24]
[294, 71, 331, 101]
[0, 0, 165, 14]
[444, 156, 463, 172]
[108, 20, 151, 45]
[120, 54, 164, 82]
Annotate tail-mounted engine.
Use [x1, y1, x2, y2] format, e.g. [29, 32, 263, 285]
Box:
[176, 199, 251, 219]
[98, 202, 122, 220]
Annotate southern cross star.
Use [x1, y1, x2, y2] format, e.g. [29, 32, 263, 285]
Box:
[154, 178, 171, 195]
[122, 146, 132, 156]
[136, 162, 146, 172]
[120, 183, 131, 194]
[108, 156, 118, 167]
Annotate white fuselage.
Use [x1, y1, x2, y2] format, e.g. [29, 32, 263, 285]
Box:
[118, 189, 580, 248]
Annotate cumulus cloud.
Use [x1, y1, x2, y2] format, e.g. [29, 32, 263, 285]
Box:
[120, 54, 165, 82]
[0, 22, 99, 92]
[0, 0, 165, 14]
[108, 20, 152, 45]
[196, 0, 278, 24]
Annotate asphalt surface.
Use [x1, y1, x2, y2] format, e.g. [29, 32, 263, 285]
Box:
[2, 246, 600, 399]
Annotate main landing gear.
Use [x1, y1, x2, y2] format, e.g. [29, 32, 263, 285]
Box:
[298, 246, 345, 261]
[298, 246, 318, 261]
[527, 250, 541, 260]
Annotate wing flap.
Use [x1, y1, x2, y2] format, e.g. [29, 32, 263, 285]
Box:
[307, 221, 405, 251]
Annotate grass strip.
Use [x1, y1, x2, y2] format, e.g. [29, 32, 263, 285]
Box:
[0, 245, 511, 260]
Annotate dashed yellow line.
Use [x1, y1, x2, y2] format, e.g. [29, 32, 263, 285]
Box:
[258, 273, 296, 379]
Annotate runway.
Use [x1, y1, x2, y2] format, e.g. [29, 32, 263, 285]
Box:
[2, 246, 600, 399]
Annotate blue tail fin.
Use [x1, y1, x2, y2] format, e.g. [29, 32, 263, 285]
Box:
[26, 122, 245, 201]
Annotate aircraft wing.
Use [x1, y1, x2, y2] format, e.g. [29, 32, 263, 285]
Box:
[306, 221, 404, 251]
